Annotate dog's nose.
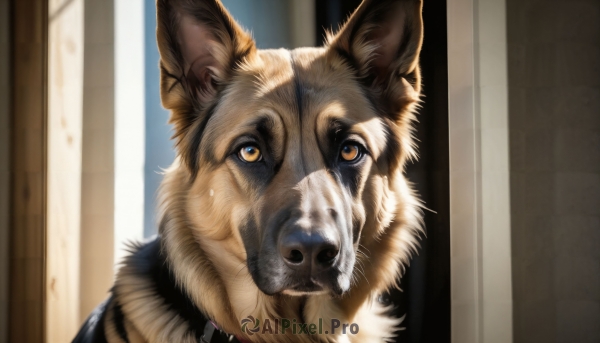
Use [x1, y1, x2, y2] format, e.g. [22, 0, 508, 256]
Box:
[279, 229, 340, 271]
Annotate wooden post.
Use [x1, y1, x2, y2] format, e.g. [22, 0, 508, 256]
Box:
[9, 0, 48, 341]
[0, 0, 11, 341]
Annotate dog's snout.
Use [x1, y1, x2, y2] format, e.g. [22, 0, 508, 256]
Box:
[265, 189, 352, 295]
[279, 229, 340, 271]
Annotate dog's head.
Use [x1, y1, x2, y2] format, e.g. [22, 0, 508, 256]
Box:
[156, 0, 422, 297]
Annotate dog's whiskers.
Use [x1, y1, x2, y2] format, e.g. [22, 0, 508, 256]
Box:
[357, 245, 371, 258]
[353, 257, 370, 286]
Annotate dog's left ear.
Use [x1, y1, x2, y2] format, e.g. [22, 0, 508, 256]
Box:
[327, 0, 423, 118]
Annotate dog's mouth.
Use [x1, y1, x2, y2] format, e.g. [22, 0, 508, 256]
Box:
[282, 280, 326, 296]
[277, 272, 350, 297]
[248, 253, 354, 297]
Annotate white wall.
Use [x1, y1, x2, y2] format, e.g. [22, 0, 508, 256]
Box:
[114, 0, 145, 262]
[0, 0, 10, 341]
[475, 1, 513, 341]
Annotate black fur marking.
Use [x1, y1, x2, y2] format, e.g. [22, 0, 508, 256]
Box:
[161, 63, 183, 94]
[239, 219, 267, 291]
[74, 235, 245, 342]
[186, 101, 219, 179]
[255, 118, 281, 184]
[325, 120, 350, 158]
[322, 120, 364, 197]
[151, 235, 246, 342]
[255, 117, 276, 162]
[72, 297, 110, 343]
[294, 73, 304, 121]
[342, 166, 363, 198]
[112, 302, 130, 343]
[290, 52, 309, 178]
[131, 236, 208, 338]
[227, 120, 278, 190]
[328, 161, 362, 200]
[289, 51, 305, 122]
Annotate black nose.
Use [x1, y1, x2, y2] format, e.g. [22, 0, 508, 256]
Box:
[279, 229, 340, 272]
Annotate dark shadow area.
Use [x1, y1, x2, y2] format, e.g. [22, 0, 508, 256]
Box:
[316, 1, 450, 342]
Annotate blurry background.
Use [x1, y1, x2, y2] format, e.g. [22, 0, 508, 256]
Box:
[1, 0, 599, 343]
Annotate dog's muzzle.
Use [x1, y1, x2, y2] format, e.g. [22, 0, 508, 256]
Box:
[247, 203, 355, 296]
[246, 173, 356, 297]
[277, 212, 341, 293]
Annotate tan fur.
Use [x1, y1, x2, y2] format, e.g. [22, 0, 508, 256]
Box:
[105, 0, 425, 342]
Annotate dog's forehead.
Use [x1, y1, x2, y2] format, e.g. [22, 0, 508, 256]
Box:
[227, 47, 378, 123]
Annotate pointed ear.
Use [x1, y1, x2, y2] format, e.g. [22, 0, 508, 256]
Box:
[327, 0, 423, 118]
[156, 0, 255, 142]
[156, 0, 255, 174]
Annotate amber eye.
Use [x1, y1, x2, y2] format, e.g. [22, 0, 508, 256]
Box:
[238, 145, 262, 163]
[340, 144, 361, 162]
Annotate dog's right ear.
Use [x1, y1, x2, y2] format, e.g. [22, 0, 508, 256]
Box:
[156, 0, 255, 154]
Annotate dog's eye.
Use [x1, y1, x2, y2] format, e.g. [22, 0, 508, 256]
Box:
[340, 144, 361, 162]
[238, 145, 262, 163]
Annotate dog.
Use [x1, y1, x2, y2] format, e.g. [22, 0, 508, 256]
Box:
[74, 0, 424, 342]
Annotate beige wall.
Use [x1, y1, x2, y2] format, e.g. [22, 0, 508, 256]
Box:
[448, 0, 513, 341]
[0, 0, 10, 341]
[508, 0, 600, 342]
[289, 0, 316, 48]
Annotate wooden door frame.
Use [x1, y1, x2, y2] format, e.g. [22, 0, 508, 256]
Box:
[9, 0, 48, 341]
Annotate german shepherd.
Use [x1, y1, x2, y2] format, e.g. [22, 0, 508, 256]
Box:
[74, 0, 424, 342]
